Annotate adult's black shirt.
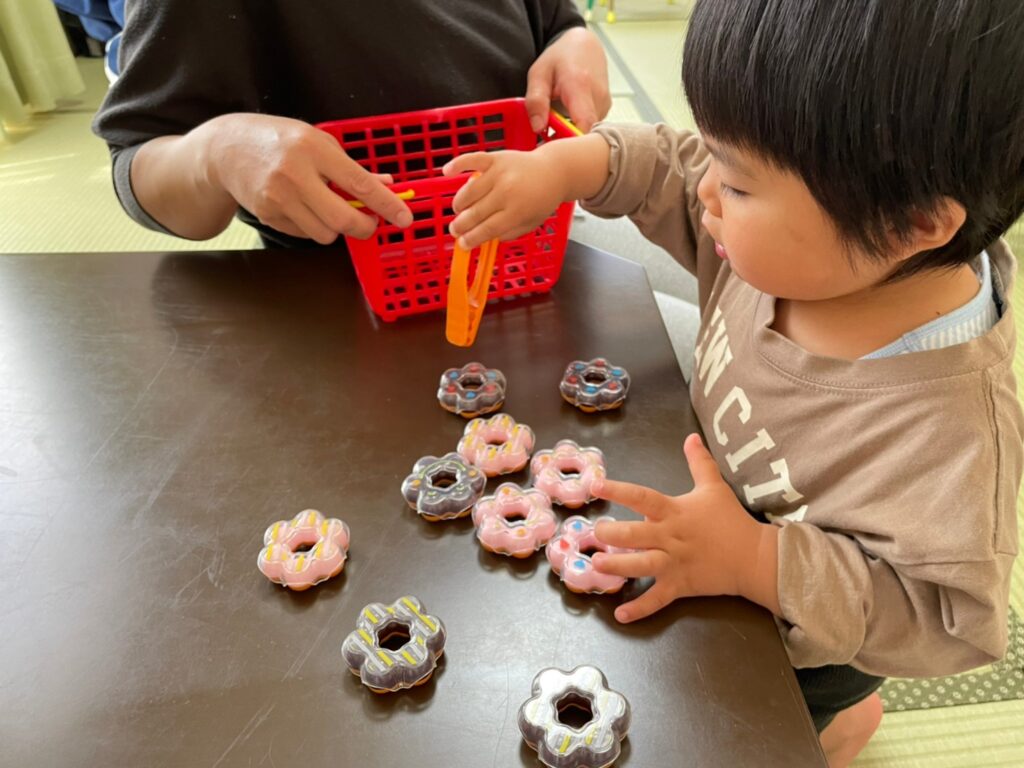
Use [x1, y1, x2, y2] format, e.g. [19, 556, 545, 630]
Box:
[92, 0, 584, 247]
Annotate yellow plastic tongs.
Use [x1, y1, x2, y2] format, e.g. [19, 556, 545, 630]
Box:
[445, 237, 499, 347]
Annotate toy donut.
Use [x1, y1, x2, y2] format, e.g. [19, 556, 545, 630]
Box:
[457, 413, 535, 476]
[530, 439, 606, 508]
[518, 665, 631, 768]
[341, 595, 446, 694]
[437, 362, 506, 418]
[560, 359, 630, 413]
[471, 483, 558, 558]
[546, 516, 631, 594]
[401, 452, 486, 521]
[257, 509, 350, 591]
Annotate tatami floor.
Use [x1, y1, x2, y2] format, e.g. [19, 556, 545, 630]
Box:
[2, 5, 1023, 766]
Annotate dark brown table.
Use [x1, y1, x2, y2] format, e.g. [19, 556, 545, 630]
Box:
[0, 243, 824, 767]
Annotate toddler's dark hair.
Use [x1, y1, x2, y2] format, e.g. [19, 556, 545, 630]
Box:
[682, 0, 1024, 279]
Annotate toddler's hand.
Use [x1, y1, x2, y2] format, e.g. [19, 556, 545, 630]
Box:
[442, 150, 568, 250]
[592, 434, 779, 623]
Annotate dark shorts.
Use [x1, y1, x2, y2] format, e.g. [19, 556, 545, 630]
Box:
[795, 664, 886, 732]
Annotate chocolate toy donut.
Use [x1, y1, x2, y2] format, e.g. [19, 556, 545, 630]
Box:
[518, 665, 631, 768]
[341, 595, 446, 693]
[401, 452, 486, 521]
[559, 359, 630, 413]
[437, 362, 507, 417]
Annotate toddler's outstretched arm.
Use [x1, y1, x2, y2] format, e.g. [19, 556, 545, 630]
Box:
[593, 434, 781, 622]
[442, 134, 612, 250]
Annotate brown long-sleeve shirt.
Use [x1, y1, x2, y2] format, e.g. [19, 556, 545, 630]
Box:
[585, 122, 1023, 677]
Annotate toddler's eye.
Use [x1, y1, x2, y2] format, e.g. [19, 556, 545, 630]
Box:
[720, 183, 748, 198]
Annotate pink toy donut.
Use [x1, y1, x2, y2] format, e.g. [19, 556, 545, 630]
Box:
[529, 439, 606, 508]
[546, 515, 631, 594]
[258, 509, 350, 591]
[457, 414, 536, 477]
[472, 483, 558, 558]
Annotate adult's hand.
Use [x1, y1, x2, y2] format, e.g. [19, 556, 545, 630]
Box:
[201, 113, 413, 243]
[132, 113, 413, 243]
[525, 26, 611, 134]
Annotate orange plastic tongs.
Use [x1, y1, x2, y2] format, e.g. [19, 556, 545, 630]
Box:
[445, 237, 499, 347]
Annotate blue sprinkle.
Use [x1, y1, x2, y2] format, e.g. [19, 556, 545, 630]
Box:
[486, 371, 497, 379]
[465, 391, 477, 399]
[574, 559, 586, 570]
[585, 386, 597, 394]
[449, 371, 459, 379]
[574, 363, 586, 371]
[611, 368, 623, 376]
[572, 521, 583, 530]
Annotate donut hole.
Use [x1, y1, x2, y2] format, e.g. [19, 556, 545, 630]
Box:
[459, 375, 485, 390]
[428, 469, 459, 489]
[556, 460, 584, 481]
[556, 692, 595, 730]
[376, 621, 413, 652]
[485, 436, 508, 446]
[583, 371, 608, 385]
[288, 534, 319, 554]
[501, 509, 528, 524]
[579, 544, 604, 558]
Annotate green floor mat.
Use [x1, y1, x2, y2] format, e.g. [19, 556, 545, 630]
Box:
[881, 610, 1024, 711]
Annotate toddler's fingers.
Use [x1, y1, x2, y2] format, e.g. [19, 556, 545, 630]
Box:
[682, 433, 723, 487]
[443, 152, 494, 177]
[451, 172, 495, 215]
[451, 210, 511, 250]
[591, 551, 660, 578]
[594, 478, 674, 521]
[615, 582, 674, 624]
[593, 519, 662, 550]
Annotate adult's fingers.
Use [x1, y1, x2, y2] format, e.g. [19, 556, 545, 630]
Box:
[319, 145, 412, 229]
[525, 59, 554, 133]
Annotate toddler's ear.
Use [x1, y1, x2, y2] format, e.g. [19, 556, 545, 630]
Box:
[898, 197, 967, 259]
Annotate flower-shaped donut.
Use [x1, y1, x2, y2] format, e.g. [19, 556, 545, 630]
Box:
[401, 452, 486, 521]
[257, 509, 350, 591]
[437, 362, 506, 418]
[546, 516, 631, 594]
[457, 413, 535, 476]
[472, 483, 558, 558]
[518, 665, 631, 768]
[530, 439, 606, 508]
[341, 595, 446, 693]
[560, 358, 630, 413]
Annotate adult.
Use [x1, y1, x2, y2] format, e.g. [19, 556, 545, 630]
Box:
[92, 1, 610, 247]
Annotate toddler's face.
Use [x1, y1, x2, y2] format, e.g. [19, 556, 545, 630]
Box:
[697, 136, 895, 300]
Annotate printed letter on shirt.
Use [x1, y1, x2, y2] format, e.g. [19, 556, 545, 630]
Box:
[694, 308, 733, 397]
[742, 459, 804, 505]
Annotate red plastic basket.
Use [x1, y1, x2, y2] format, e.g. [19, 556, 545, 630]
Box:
[317, 98, 576, 322]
